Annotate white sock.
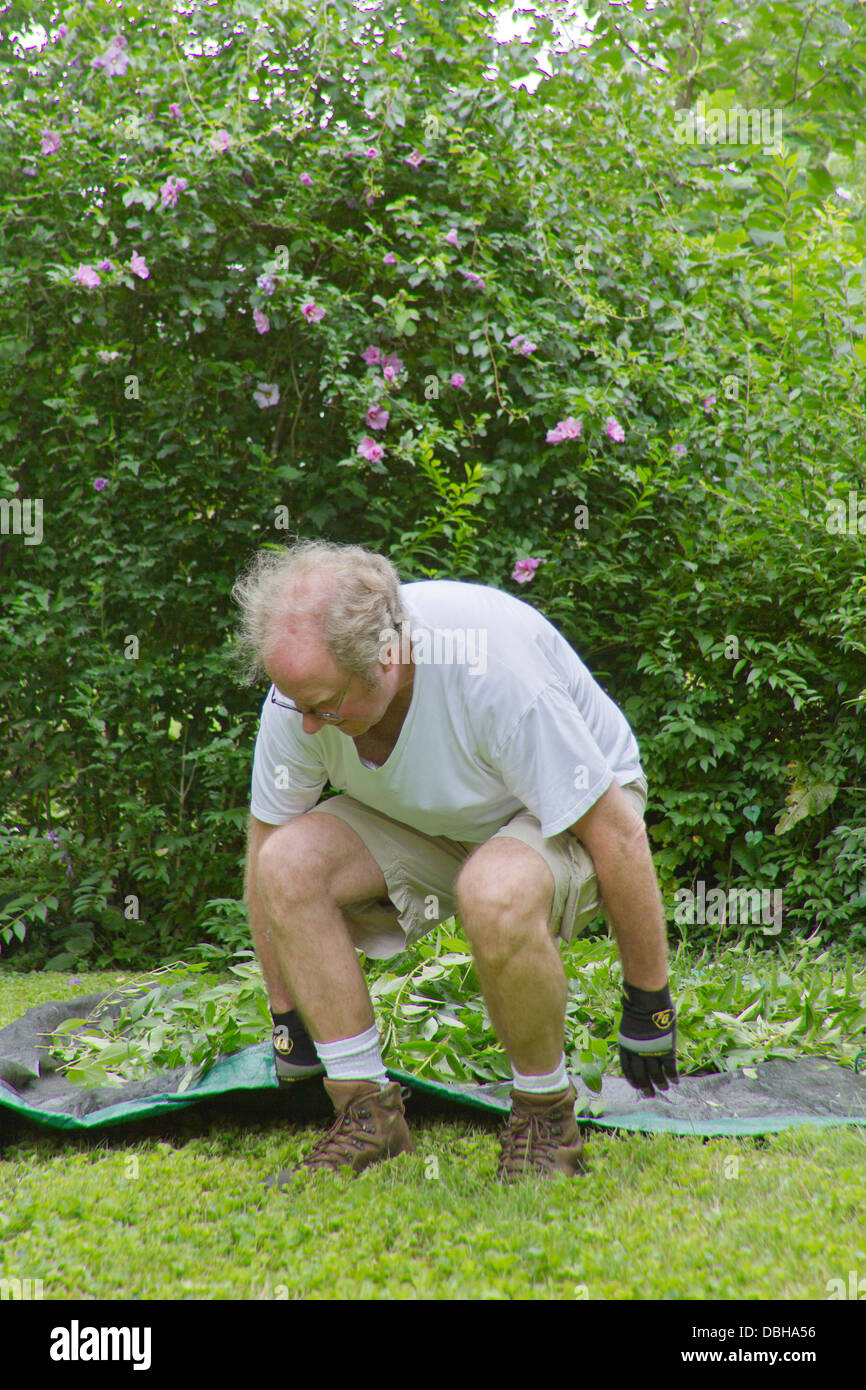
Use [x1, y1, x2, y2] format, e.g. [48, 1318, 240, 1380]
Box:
[511, 1055, 569, 1095]
[314, 1023, 388, 1085]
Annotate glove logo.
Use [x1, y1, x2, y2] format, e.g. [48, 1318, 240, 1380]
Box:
[273, 1032, 293, 1056]
[652, 1009, 674, 1030]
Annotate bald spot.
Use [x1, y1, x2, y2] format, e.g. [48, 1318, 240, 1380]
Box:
[263, 569, 343, 697]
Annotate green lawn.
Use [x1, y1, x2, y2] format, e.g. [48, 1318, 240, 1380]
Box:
[1, 968, 864, 1301]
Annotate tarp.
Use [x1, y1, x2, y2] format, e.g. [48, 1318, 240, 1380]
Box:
[1, 990, 865, 1136]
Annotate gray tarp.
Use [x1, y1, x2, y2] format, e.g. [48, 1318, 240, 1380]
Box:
[1, 989, 865, 1135]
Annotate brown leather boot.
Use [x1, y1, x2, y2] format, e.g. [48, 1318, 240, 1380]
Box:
[497, 1081, 587, 1182]
[276, 1079, 415, 1182]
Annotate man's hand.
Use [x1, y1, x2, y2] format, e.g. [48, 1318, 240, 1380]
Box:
[617, 981, 679, 1096]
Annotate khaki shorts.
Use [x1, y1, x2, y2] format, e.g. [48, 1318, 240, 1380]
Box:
[309, 777, 648, 959]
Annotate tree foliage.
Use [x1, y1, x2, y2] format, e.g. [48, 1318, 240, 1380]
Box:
[1, 0, 865, 965]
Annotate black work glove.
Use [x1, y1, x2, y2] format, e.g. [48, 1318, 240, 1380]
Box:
[618, 980, 679, 1096]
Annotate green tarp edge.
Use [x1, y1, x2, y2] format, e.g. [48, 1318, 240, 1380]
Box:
[384, 1067, 866, 1135]
[4, 1046, 866, 1137]
[0, 1044, 278, 1131]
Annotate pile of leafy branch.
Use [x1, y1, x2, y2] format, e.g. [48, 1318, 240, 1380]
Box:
[46, 930, 866, 1092]
[46, 954, 271, 1090]
[370, 929, 866, 1087]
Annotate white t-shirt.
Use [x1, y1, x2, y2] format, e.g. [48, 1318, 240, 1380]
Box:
[249, 580, 644, 841]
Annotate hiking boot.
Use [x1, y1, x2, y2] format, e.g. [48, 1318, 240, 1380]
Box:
[497, 1081, 587, 1182]
[269, 1079, 414, 1185]
[272, 1021, 325, 1082]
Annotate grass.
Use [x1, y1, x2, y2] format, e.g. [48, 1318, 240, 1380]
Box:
[1, 965, 866, 1300]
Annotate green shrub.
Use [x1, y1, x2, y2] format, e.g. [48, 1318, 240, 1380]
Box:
[2, 1, 864, 966]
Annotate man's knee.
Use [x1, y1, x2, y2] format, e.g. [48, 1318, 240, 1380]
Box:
[255, 810, 388, 916]
[255, 812, 342, 906]
[456, 841, 554, 965]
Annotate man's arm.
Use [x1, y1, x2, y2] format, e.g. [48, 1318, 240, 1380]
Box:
[568, 779, 668, 989]
[569, 780, 678, 1094]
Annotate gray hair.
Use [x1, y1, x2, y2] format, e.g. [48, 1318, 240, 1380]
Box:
[230, 539, 408, 688]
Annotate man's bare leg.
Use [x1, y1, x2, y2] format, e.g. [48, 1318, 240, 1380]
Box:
[455, 839, 565, 1075]
[252, 810, 388, 1042]
[245, 816, 296, 1012]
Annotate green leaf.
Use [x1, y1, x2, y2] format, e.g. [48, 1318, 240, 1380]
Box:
[775, 783, 838, 835]
[580, 1063, 603, 1093]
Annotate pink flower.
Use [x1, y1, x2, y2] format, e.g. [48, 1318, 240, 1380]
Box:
[450, 372, 466, 389]
[74, 264, 101, 288]
[253, 308, 270, 334]
[98, 260, 115, 273]
[672, 442, 687, 457]
[382, 354, 404, 383]
[257, 274, 276, 296]
[254, 382, 280, 409]
[211, 129, 232, 153]
[301, 301, 325, 323]
[362, 346, 381, 365]
[405, 150, 425, 167]
[358, 436, 385, 462]
[365, 405, 389, 430]
[702, 393, 716, 413]
[605, 417, 625, 442]
[93, 477, 109, 491]
[546, 417, 582, 444]
[366, 147, 378, 159]
[382, 251, 397, 266]
[93, 35, 129, 77]
[445, 229, 459, 245]
[129, 251, 149, 280]
[509, 334, 536, 355]
[40, 130, 61, 155]
[160, 176, 187, 208]
[299, 172, 313, 185]
[512, 557, 542, 584]
[168, 103, 183, 118]
[459, 269, 485, 289]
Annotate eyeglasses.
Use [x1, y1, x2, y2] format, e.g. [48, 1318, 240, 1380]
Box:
[270, 674, 352, 723]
